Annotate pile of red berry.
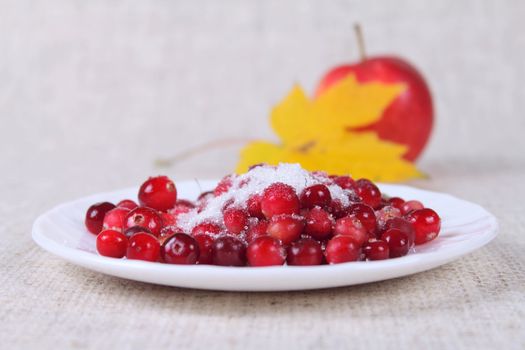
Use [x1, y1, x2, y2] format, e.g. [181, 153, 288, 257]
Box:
[85, 164, 441, 267]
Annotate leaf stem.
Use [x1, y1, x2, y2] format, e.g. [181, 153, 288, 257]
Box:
[354, 23, 366, 61]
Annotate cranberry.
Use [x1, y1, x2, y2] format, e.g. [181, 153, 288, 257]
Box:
[247, 236, 286, 267]
[161, 233, 199, 265]
[287, 238, 323, 266]
[266, 214, 305, 245]
[261, 182, 300, 218]
[300, 184, 332, 209]
[161, 212, 177, 227]
[325, 235, 361, 264]
[117, 199, 138, 210]
[194, 234, 214, 264]
[191, 222, 222, 236]
[383, 217, 415, 247]
[138, 175, 177, 212]
[381, 229, 410, 258]
[247, 194, 264, 219]
[363, 240, 389, 260]
[328, 199, 347, 219]
[176, 199, 195, 209]
[347, 203, 377, 234]
[333, 215, 367, 246]
[168, 202, 194, 218]
[124, 207, 163, 237]
[102, 207, 130, 231]
[158, 225, 184, 245]
[333, 176, 357, 191]
[126, 232, 160, 262]
[223, 208, 249, 234]
[401, 200, 424, 215]
[375, 206, 402, 230]
[85, 202, 116, 234]
[123, 225, 152, 239]
[246, 219, 269, 243]
[304, 207, 334, 240]
[197, 191, 214, 203]
[96, 229, 128, 258]
[211, 235, 246, 266]
[214, 175, 234, 196]
[387, 197, 405, 211]
[355, 179, 382, 209]
[405, 208, 441, 245]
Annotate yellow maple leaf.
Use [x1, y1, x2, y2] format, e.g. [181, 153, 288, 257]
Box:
[237, 74, 423, 182]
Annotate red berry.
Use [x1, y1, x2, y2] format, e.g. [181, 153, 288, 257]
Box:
[387, 197, 405, 211]
[287, 238, 323, 266]
[304, 207, 334, 240]
[363, 240, 389, 260]
[247, 194, 264, 219]
[355, 179, 382, 209]
[266, 214, 305, 245]
[211, 236, 246, 266]
[96, 229, 128, 258]
[405, 208, 441, 245]
[160, 212, 177, 227]
[381, 229, 410, 258]
[158, 225, 184, 245]
[175, 199, 195, 209]
[197, 191, 214, 204]
[214, 175, 235, 196]
[328, 199, 347, 219]
[126, 232, 160, 262]
[117, 199, 138, 210]
[300, 184, 332, 209]
[194, 234, 214, 264]
[347, 203, 377, 234]
[85, 202, 116, 234]
[246, 219, 269, 243]
[124, 207, 163, 237]
[325, 235, 361, 264]
[223, 208, 249, 234]
[247, 236, 286, 267]
[168, 201, 194, 218]
[383, 217, 416, 247]
[191, 222, 222, 236]
[375, 206, 402, 230]
[333, 176, 357, 191]
[333, 216, 367, 246]
[161, 233, 199, 265]
[261, 183, 300, 218]
[401, 200, 424, 215]
[102, 207, 130, 231]
[123, 225, 152, 239]
[138, 175, 177, 212]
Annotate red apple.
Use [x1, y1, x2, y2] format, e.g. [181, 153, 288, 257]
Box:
[315, 56, 433, 161]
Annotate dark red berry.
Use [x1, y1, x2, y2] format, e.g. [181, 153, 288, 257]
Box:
[261, 183, 300, 218]
[96, 229, 128, 258]
[304, 207, 334, 240]
[328, 199, 347, 219]
[363, 240, 389, 260]
[85, 202, 116, 234]
[223, 208, 249, 234]
[123, 225, 152, 239]
[161, 233, 199, 265]
[325, 235, 361, 264]
[334, 215, 367, 246]
[194, 234, 214, 264]
[191, 222, 222, 236]
[381, 229, 410, 258]
[287, 238, 323, 266]
[333, 176, 357, 191]
[211, 236, 246, 266]
[117, 199, 138, 210]
[347, 203, 377, 234]
[102, 207, 130, 231]
[300, 184, 332, 209]
[247, 236, 285, 267]
[383, 217, 415, 247]
[158, 226, 184, 245]
[375, 206, 402, 230]
[405, 208, 441, 245]
[246, 219, 269, 243]
[247, 194, 264, 219]
[266, 214, 305, 245]
[400, 200, 424, 215]
[387, 197, 405, 211]
[355, 179, 382, 209]
[124, 207, 163, 237]
[126, 232, 160, 262]
[160, 212, 177, 227]
[138, 176, 177, 212]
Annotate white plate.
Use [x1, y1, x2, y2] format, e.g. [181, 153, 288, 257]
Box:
[32, 180, 498, 291]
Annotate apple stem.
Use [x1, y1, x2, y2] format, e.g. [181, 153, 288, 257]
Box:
[354, 23, 366, 61]
[154, 138, 253, 168]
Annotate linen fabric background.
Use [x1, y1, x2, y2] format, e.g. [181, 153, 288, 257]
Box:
[0, 1, 524, 349]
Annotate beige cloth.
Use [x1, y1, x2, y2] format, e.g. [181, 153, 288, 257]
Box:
[1, 1, 524, 349]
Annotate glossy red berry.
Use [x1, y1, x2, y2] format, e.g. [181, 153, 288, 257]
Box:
[124, 207, 163, 237]
[126, 232, 160, 262]
[123, 225, 152, 239]
[300, 184, 332, 209]
[363, 240, 389, 260]
[328, 199, 347, 219]
[266, 214, 305, 245]
[261, 183, 300, 218]
[333, 176, 357, 191]
[287, 238, 323, 266]
[161, 233, 199, 265]
[383, 217, 415, 247]
[325, 235, 361, 264]
[375, 206, 402, 230]
[191, 222, 222, 236]
[245, 219, 269, 243]
[211, 235, 246, 266]
[214, 175, 235, 196]
[381, 229, 410, 258]
[401, 200, 424, 215]
[246, 194, 264, 219]
[247, 236, 286, 267]
[85, 202, 116, 234]
[405, 208, 441, 245]
[387, 197, 405, 211]
[355, 179, 382, 209]
[334, 215, 368, 246]
[194, 234, 214, 264]
[347, 203, 377, 234]
[138, 176, 177, 212]
[223, 208, 249, 234]
[304, 207, 334, 240]
[102, 207, 130, 231]
[160, 212, 177, 227]
[96, 229, 128, 258]
[117, 199, 138, 210]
